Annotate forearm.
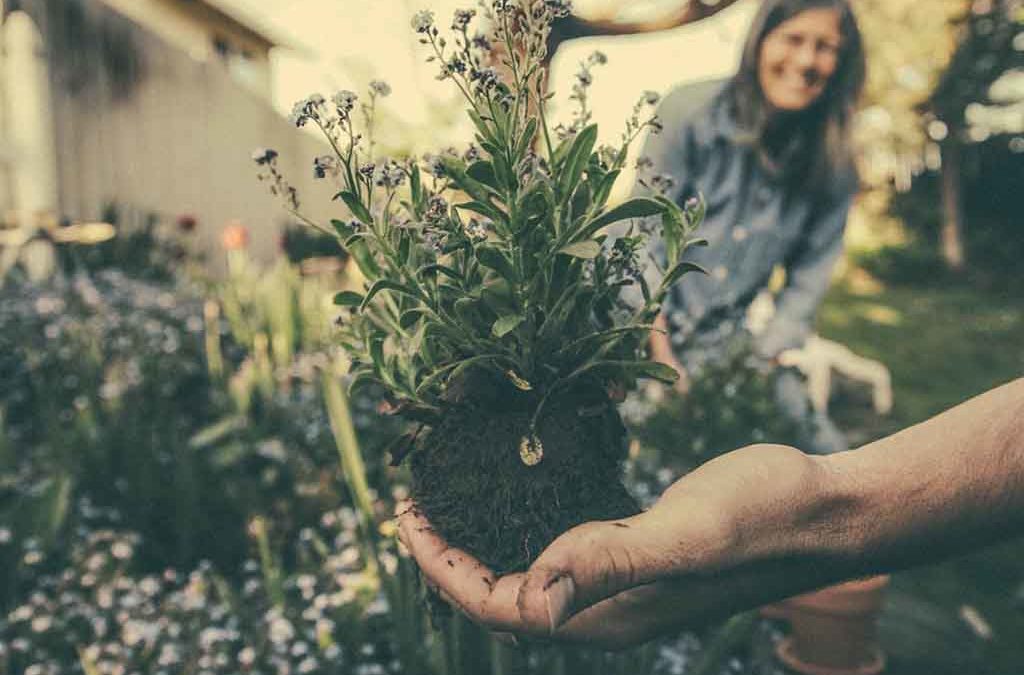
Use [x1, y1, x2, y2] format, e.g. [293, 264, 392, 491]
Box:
[648, 313, 675, 363]
[661, 379, 1024, 623]
[818, 377, 1024, 573]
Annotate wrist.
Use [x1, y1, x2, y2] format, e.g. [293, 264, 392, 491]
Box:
[725, 449, 869, 575]
[793, 452, 877, 573]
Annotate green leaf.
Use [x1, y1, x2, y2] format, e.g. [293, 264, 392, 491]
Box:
[570, 183, 593, 225]
[343, 232, 368, 248]
[400, 308, 426, 329]
[361, 279, 421, 310]
[476, 245, 516, 281]
[417, 263, 462, 282]
[331, 219, 354, 238]
[480, 140, 503, 159]
[369, 336, 385, 374]
[467, 110, 496, 145]
[415, 354, 509, 396]
[491, 101, 509, 142]
[442, 157, 496, 205]
[466, 161, 499, 190]
[592, 169, 621, 210]
[453, 297, 480, 326]
[575, 197, 665, 242]
[448, 354, 506, 387]
[514, 118, 539, 161]
[188, 415, 246, 450]
[683, 237, 710, 252]
[333, 291, 364, 307]
[347, 369, 382, 397]
[336, 191, 373, 226]
[455, 200, 504, 224]
[555, 324, 657, 359]
[558, 124, 598, 199]
[410, 165, 422, 212]
[492, 314, 524, 338]
[493, 153, 513, 193]
[480, 279, 516, 315]
[537, 284, 592, 348]
[398, 234, 410, 265]
[633, 361, 681, 383]
[346, 240, 380, 279]
[687, 191, 707, 227]
[567, 359, 679, 385]
[662, 261, 708, 290]
[557, 240, 601, 259]
[661, 207, 683, 264]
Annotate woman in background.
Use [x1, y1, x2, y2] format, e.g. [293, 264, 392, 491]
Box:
[637, 0, 867, 454]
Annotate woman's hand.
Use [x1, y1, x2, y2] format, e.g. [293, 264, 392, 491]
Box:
[650, 313, 691, 395]
[397, 444, 839, 650]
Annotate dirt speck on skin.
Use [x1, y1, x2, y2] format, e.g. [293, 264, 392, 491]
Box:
[410, 388, 638, 575]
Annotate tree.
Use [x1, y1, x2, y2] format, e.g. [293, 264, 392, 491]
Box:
[926, 0, 1023, 270]
[855, 0, 1023, 271]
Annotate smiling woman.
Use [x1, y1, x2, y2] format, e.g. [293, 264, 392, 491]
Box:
[757, 7, 842, 112]
[637, 0, 867, 458]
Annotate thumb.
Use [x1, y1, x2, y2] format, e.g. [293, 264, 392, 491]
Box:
[515, 515, 663, 635]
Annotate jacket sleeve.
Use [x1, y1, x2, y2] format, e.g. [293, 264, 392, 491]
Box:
[756, 193, 852, 358]
[621, 84, 713, 307]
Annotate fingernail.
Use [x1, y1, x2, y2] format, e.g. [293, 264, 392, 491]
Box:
[544, 576, 575, 632]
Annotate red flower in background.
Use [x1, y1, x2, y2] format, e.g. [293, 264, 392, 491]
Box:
[221, 221, 249, 250]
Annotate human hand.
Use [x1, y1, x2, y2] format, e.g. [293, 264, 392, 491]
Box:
[649, 315, 690, 395]
[397, 443, 839, 650]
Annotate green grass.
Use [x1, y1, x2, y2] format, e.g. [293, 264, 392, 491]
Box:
[817, 273, 1024, 674]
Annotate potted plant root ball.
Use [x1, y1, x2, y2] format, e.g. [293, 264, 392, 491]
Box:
[254, 0, 707, 576]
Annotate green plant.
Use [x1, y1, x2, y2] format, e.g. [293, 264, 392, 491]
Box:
[257, 1, 705, 574]
[0, 264, 398, 585]
[628, 342, 809, 478]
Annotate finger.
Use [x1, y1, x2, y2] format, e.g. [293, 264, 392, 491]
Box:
[395, 503, 528, 631]
[394, 499, 416, 550]
[553, 582, 674, 649]
[516, 515, 662, 634]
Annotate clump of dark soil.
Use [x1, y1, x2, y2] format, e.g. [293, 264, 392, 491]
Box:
[409, 383, 639, 574]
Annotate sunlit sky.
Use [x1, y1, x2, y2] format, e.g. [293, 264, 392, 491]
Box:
[223, 0, 758, 155]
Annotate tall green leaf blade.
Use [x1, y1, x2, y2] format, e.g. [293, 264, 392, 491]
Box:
[467, 110, 496, 145]
[566, 359, 680, 385]
[492, 314, 524, 338]
[336, 190, 374, 225]
[417, 263, 463, 282]
[558, 124, 598, 199]
[662, 261, 708, 290]
[334, 291, 364, 307]
[476, 245, 516, 282]
[557, 240, 601, 259]
[575, 197, 665, 242]
[466, 161, 499, 190]
[515, 118, 538, 160]
[361, 279, 421, 310]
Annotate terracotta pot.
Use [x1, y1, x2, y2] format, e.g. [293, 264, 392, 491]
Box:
[760, 575, 890, 675]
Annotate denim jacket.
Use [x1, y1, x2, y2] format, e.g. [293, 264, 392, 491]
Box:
[632, 79, 854, 360]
